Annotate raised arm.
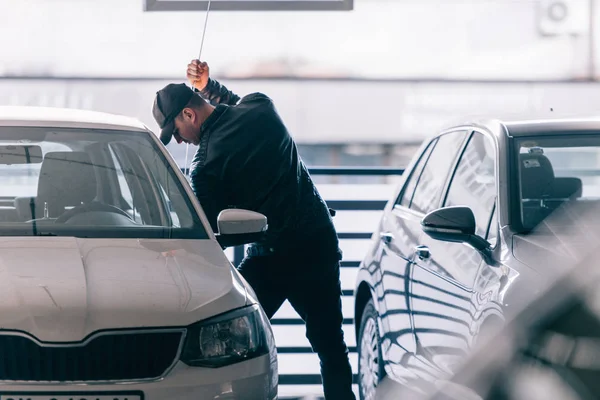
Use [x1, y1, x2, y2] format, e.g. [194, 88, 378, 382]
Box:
[196, 78, 240, 106]
[187, 60, 241, 106]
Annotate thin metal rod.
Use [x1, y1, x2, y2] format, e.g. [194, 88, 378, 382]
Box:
[184, 143, 190, 180]
[184, 0, 211, 179]
[198, 0, 212, 61]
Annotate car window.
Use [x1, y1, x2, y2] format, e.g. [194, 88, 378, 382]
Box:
[0, 142, 69, 199]
[108, 144, 141, 222]
[445, 131, 497, 239]
[396, 139, 437, 207]
[409, 130, 468, 214]
[152, 166, 192, 230]
[515, 135, 600, 231]
[0, 126, 207, 239]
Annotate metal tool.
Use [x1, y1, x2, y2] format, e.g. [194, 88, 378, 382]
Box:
[198, 0, 212, 61]
[184, 0, 212, 179]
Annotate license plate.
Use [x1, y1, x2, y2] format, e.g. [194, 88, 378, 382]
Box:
[0, 393, 142, 400]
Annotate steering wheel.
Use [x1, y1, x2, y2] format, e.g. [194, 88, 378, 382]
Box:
[55, 201, 134, 224]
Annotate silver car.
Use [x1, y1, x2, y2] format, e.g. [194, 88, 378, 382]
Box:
[353, 117, 600, 399]
[0, 106, 278, 400]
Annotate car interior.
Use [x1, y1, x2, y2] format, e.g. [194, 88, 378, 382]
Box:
[0, 139, 184, 231]
[519, 152, 584, 230]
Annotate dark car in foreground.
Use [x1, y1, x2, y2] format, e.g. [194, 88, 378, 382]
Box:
[423, 215, 600, 400]
[353, 117, 600, 399]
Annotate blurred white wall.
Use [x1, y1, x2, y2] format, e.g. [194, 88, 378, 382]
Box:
[2, 0, 600, 154]
[0, 0, 597, 80]
[1, 77, 598, 147]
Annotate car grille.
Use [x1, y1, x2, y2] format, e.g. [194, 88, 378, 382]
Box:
[0, 330, 184, 382]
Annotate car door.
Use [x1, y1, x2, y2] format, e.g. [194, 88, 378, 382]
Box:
[378, 130, 468, 382]
[375, 137, 435, 379]
[410, 130, 498, 377]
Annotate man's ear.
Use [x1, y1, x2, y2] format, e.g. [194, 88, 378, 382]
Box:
[182, 107, 195, 122]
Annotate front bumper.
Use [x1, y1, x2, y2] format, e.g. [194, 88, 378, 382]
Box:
[0, 355, 277, 400]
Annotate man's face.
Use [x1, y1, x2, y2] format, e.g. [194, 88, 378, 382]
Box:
[173, 108, 200, 146]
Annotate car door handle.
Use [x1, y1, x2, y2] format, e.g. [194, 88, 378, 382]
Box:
[380, 232, 394, 244]
[415, 245, 431, 260]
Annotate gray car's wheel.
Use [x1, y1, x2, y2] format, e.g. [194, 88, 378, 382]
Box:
[358, 298, 385, 400]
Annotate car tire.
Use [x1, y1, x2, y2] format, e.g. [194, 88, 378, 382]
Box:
[358, 298, 386, 400]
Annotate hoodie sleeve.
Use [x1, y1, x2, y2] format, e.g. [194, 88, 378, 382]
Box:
[195, 78, 241, 106]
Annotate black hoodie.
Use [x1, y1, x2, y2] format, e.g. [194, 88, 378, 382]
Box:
[188, 78, 338, 255]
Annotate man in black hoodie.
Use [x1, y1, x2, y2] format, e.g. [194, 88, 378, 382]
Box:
[151, 60, 356, 399]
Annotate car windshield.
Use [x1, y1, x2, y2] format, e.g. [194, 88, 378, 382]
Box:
[514, 134, 600, 232]
[0, 127, 207, 239]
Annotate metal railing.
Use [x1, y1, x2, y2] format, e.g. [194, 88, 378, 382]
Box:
[228, 167, 404, 265]
[180, 166, 404, 399]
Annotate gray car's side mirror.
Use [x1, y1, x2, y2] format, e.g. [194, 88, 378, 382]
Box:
[421, 206, 490, 252]
[215, 209, 268, 248]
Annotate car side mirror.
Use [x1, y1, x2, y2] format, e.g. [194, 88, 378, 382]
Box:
[215, 209, 268, 248]
[421, 206, 490, 252]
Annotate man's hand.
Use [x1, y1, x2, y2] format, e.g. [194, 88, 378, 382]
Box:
[187, 59, 210, 91]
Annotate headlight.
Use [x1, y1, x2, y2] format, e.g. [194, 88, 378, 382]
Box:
[181, 304, 271, 368]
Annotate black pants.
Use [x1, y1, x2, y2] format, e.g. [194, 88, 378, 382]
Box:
[237, 242, 356, 400]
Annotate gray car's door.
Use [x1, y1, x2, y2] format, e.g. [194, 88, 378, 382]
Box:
[375, 138, 436, 381]
[380, 130, 469, 383]
[410, 130, 499, 377]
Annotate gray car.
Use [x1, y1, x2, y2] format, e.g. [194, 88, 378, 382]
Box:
[353, 117, 600, 399]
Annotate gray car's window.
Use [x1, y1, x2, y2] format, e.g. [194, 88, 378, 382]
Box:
[397, 139, 436, 207]
[516, 135, 600, 231]
[444, 132, 497, 239]
[409, 130, 468, 214]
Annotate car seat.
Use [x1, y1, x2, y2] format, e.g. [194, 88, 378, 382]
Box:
[519, 153, 583, 229]
[14, 151, 98, 220]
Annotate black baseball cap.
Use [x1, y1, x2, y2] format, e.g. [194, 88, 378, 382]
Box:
[152, 83, 195, 145]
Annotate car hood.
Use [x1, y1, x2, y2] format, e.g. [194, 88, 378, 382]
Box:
[0, 236, 247, 342]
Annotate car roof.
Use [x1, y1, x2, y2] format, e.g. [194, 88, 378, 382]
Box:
[0, 106, 150, 133]
[503, 117, 600, 137]
[453, 115, 600, 138]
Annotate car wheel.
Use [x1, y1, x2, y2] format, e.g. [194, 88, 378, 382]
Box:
[358, 298, 385, 400]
